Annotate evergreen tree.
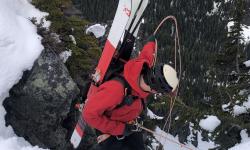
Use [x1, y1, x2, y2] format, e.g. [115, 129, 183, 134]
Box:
[218, 0, 246, 75]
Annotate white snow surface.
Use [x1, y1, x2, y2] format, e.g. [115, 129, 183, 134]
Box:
[69, 35, 76, 45]
[222, 102, 231, 112]
[233, 96, 250, 116]
[243, 25, 250, 42]
[199, 115, 221, 132]
[59, 50, 72, 63]
[146, 108, 164, 120]
[207, 2, 220, 16]
[229, 129, 250, 150]
[86, 24, 106, 38]
[230, 142, 250, 150]
[228, 21, 250, 43]
[154, 123, 218, 150]
[0, 0, 48, 149]
[244, 60, 250, 67]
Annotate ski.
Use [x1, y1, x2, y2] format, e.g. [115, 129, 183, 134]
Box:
[94, 0, 149, 84]
[93, 0, 133, 84]
[129, 0, 149, 36]
[102, 0, 149, 81]
[70, 0, 132, 148]
[115, 0, 149, 62]
[124, 0, 143, 35]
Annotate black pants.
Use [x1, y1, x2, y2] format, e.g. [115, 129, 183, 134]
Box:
[95, 132, 145, 150]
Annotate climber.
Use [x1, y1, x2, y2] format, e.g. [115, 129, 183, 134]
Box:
[83, 36, 179, 150]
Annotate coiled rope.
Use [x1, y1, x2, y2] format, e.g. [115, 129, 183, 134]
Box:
[153, 15, 182, 132]
[143, 15, 190, 150]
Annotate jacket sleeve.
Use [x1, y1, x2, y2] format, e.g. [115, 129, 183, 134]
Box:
[83, 80, 125, 136]
[138, 36, 156, 68]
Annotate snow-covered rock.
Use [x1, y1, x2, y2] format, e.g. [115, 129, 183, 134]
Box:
[0, 0, 49, 149]
[59, 50, 72, 63]
[3, 48, 79, 149]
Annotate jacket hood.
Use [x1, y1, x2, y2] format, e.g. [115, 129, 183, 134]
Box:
[124, 58, 149, 99]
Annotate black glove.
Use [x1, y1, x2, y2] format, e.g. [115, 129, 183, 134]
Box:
[123, 120, 142, 136]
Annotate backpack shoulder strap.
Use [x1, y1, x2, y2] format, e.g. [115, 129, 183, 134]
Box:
[112, 75, 138, 107]
[112, 75, 131, 95]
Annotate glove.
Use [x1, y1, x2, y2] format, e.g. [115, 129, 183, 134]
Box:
[123, 119, 142, 136]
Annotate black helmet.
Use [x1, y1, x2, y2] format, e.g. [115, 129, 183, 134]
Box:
[143, 64, 179, 93]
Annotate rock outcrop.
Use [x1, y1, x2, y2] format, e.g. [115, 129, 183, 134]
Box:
[3, 48, 80, 149]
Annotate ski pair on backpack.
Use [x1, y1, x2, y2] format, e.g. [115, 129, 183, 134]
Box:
[70, 0, 149, 148]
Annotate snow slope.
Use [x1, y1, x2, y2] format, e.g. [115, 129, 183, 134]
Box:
[0, 0, 49, 149]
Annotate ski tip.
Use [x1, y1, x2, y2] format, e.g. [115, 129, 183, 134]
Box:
[70, 124, 84, 149]
[70, 129, 82, 148]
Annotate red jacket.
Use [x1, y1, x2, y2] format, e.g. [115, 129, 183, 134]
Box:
[83, 41, 156, 136]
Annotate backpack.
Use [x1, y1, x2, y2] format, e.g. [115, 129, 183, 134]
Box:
[111, 75, 139, 108]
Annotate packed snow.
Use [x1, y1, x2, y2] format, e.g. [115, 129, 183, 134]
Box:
[243, 25, 250, 42]
[154, 123, 218, 150]
[228, 21, 250, 43]
[0, 0, 48, 149]
[199, 115, 221, 132]
[86, 24, 106, 38]
[69, 35, 76, 45]
[59, 50, 72, 63]
[229, 129, 250, 150]
[147, 108, 164, 120]
[222, 102, 231, 112]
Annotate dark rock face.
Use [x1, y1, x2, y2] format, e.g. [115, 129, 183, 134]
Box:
[3, 48, 80, 149]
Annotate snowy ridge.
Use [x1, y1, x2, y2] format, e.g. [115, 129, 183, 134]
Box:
[0, 0, 49, 149]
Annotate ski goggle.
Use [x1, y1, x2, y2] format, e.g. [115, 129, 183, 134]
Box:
[143, 64, 173, 93]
